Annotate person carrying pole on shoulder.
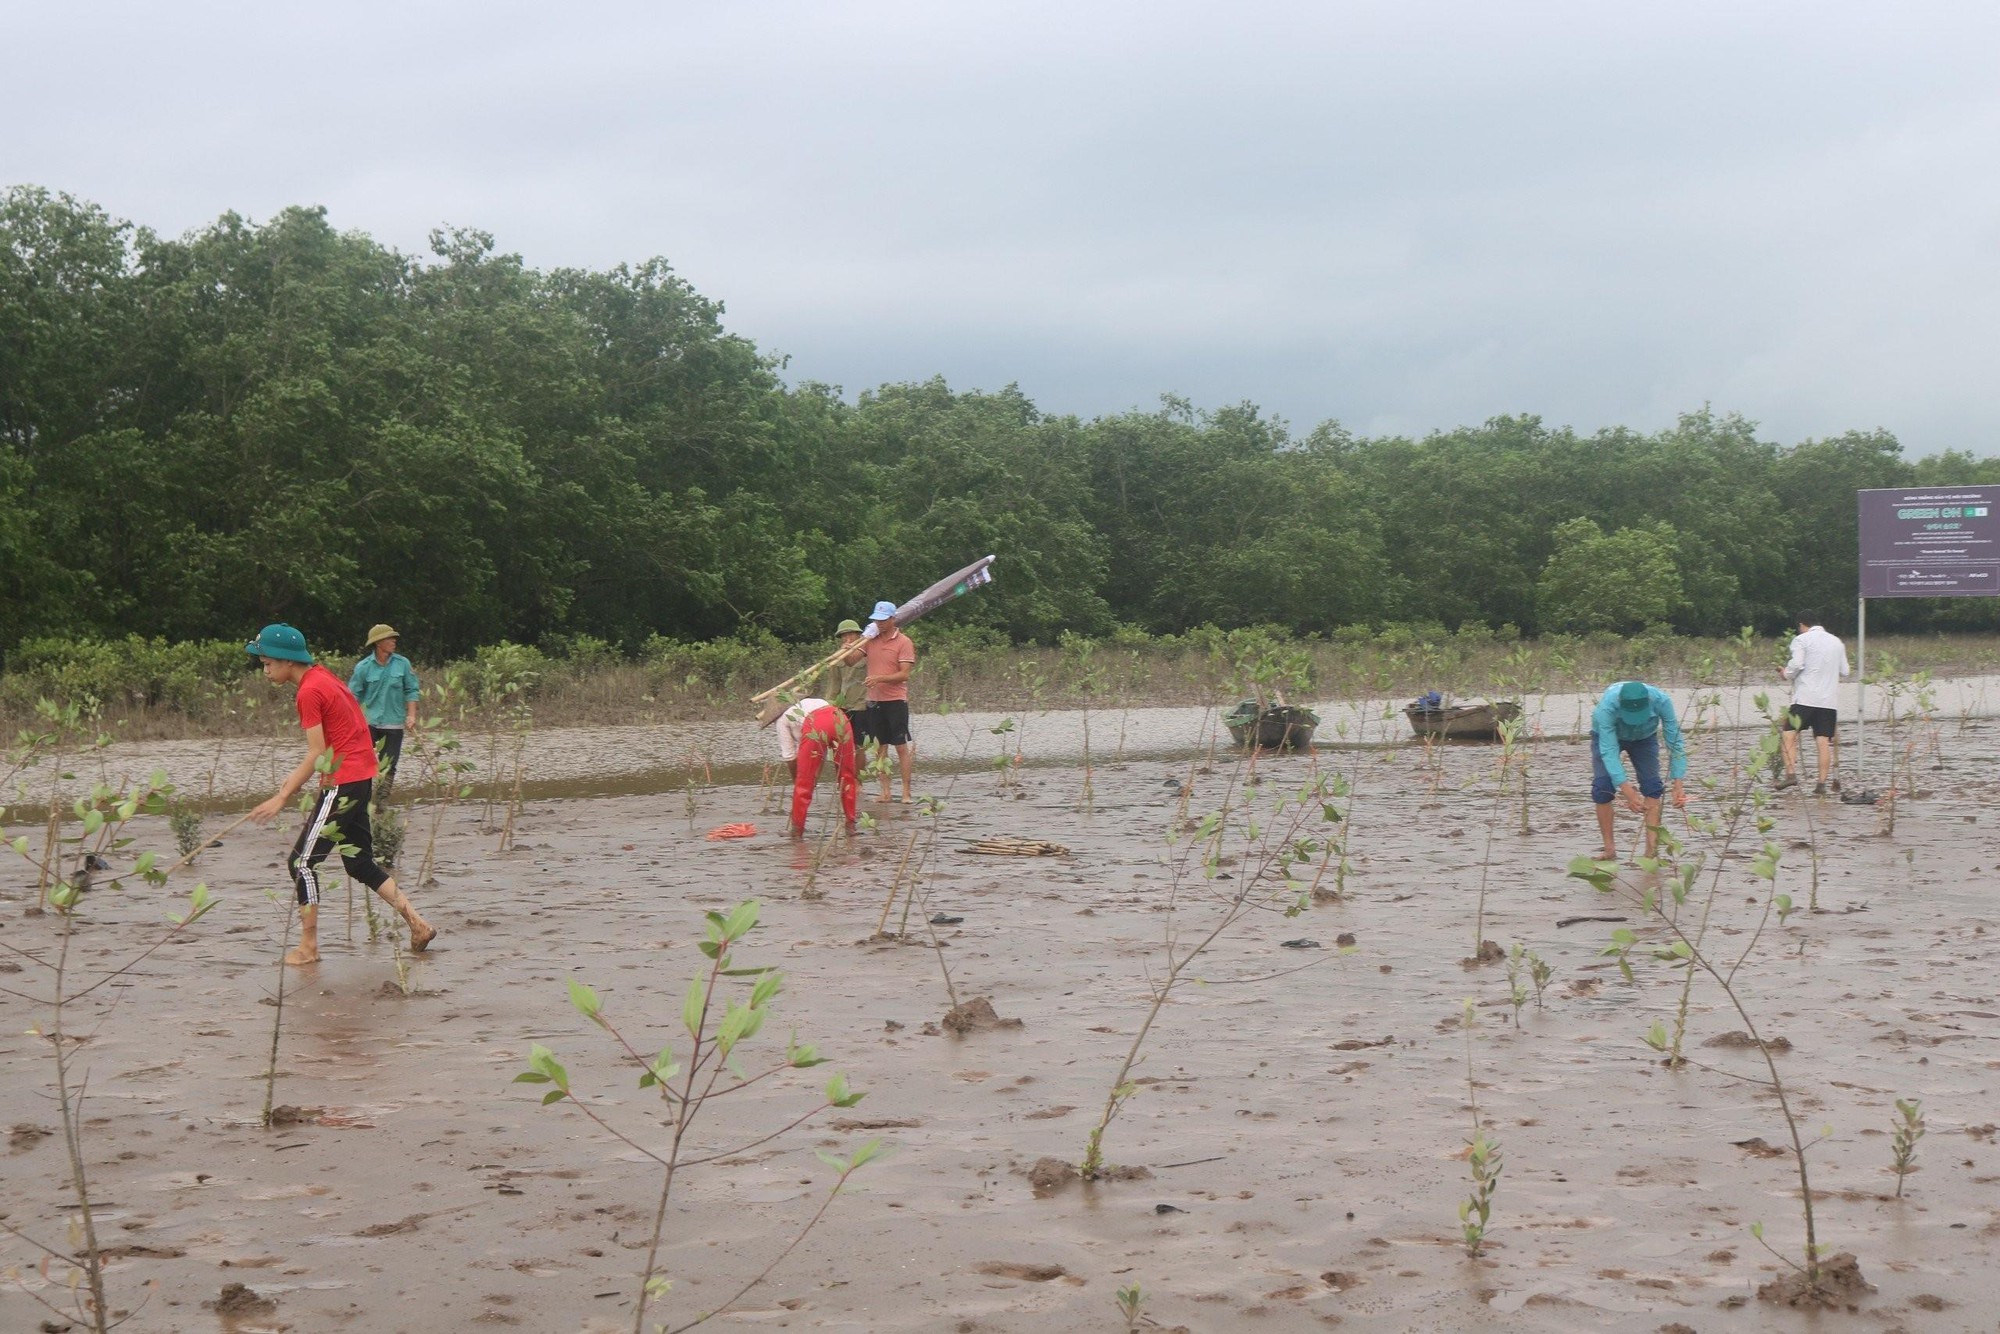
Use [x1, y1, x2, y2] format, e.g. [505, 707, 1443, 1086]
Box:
[1589, 679, 1689, 862]
[245, 624, 435, 966]
[349, 623, 421, 797]
[829, 618, 875, 765]
[1776, 610, 1850, 796]
[861, 600, 917, 802]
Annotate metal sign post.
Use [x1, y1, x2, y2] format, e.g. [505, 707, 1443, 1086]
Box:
[1854, 486, 2000, 785]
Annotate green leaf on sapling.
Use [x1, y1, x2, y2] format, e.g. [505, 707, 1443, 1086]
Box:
[682, 978, 708, 1037]
[567, 978, 604, 1025]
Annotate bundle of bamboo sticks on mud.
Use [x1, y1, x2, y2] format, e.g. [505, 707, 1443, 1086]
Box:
[961, 836, 1069, 856]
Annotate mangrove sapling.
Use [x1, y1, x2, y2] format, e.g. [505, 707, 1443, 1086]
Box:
[1889, 1098, 1924, 1197]
[1795, 767, 1824, 913]
[1525, 949, 1554, 1011]
[515, 900, 875, 1334]
[0, 770, 215, 1334]
[894, 793, 947, 939]
[1458, 999, 1502, 1258]
[262, 898, 299, 1128]
[372, 804, 407, 869]
[1302, 772, 1351, 902]
[168, 803, 204, 857]
[1570, 830, 1836, 1296]
[497, 696, 532, 851]
[1495, 716, 1533, 836]
[1079, 762, 1334, 1180]
[411, 672, 475, 888]
[1504, 944, 1529, 1027]
[1012, 660, 1047, 768]
[1064, 634, 1102, 812]
[1115, 1282, 1145, 1332]
[987, 717, 1018, 793]
[1468, 729, 1515, 962]
[1590, 726, 1774, 1067]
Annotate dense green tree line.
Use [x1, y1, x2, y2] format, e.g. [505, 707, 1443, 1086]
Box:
[3, 186, 1995, 662]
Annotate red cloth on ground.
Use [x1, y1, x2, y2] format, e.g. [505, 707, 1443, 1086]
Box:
[791, 705, 858, 833]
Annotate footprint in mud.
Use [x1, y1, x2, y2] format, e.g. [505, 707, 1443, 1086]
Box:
[975, 1261, 1070, 1282]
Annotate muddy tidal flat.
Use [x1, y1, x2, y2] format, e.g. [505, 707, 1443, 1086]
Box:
[4, 716, 1998, 1333]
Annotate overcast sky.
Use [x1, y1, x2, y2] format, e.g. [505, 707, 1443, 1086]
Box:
[10, 2, 1999, 453]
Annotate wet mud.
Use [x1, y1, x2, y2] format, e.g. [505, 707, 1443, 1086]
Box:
[3, 715, 1998, 1331]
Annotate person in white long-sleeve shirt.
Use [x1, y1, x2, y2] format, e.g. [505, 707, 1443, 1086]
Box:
[1777, 612, 1851, 794]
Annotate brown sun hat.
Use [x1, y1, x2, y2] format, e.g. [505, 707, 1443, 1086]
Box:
[365, 623, 399, 647]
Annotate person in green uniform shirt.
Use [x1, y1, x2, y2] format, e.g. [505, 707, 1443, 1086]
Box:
[349, 624, 421, 795]
[828, 619, 876, 766]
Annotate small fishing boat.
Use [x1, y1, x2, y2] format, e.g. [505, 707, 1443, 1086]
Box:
[1225, 701, 1320, 752]
[1403, 696, 1521, 742]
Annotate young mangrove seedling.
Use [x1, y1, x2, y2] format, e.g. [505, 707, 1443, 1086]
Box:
[1570, 816, 1833, 1298]
[1526, 948, 1554, 1011]
[169, 803, 205, 857]
[1890, 1097, 1925, 1198]
[1115, 1282, 1146, 1332]
[1459, 999, 1502, 1257]
[1504, 943, 1530, 1027]
[515, 900, 875, 1334]
[1080, 762, 1335, 1180]
[0, 763, 216, 1334]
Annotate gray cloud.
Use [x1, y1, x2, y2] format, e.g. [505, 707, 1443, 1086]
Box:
[9, 1, 1998, 450]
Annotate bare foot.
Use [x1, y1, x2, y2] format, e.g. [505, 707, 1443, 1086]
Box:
[408, 919, 437, 952]
[284, 945, 320, 966]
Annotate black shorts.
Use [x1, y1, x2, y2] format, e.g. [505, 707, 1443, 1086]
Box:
[1783, 704, 1838, 738]
[288, 779, 390, 906]
[844, 706, 876, 746]
[871, 699, 913, 747]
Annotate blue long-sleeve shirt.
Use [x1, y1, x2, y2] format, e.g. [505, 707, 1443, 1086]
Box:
[1591, 683, 1688, 786]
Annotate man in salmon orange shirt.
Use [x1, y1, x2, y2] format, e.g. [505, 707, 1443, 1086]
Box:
[862, 600, 917, 802]
[245, 624, 436, 966]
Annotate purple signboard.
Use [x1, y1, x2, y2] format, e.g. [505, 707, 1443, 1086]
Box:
[1857, 486, 2000, 598]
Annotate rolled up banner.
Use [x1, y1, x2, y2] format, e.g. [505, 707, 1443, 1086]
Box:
[871, 555, 996, 634]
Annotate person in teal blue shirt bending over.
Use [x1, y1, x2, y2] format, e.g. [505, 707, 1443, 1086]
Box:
[350, 624, 421, 796]
[1590, 680, 1689, 862]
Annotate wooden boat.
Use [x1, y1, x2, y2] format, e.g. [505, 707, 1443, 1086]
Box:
[1403, 699, 1521, 742]
[1224, 702, 1319, 752]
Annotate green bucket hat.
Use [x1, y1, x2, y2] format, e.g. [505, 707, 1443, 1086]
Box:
[246, 623, 313, 663]
[835, 619, 864, 636]
[1616, 680, 1652, 725]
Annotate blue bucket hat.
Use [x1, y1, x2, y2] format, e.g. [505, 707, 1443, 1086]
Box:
[246, 623, 313, 663]
[868, 600, 898, 622]
[1616, 680, 1652, 725]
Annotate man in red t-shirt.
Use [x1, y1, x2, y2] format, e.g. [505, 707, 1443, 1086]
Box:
[246, 624, 435, 966]
[861, 600, 917, 802]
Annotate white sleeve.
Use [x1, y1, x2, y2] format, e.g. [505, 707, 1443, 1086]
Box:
[1783, 636, 1806, 681]
[777, 706, 806, 761]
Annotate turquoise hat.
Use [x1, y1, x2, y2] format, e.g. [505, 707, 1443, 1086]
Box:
[246, 623, 313, 663]
[1616, 680, 1652, 725]
[868, 600, 898, 622]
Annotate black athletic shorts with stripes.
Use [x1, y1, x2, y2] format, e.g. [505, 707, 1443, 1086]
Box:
[288, 779, 390, 906]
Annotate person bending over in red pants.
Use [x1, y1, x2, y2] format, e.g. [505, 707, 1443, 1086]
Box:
[777, 696, 858, 837]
